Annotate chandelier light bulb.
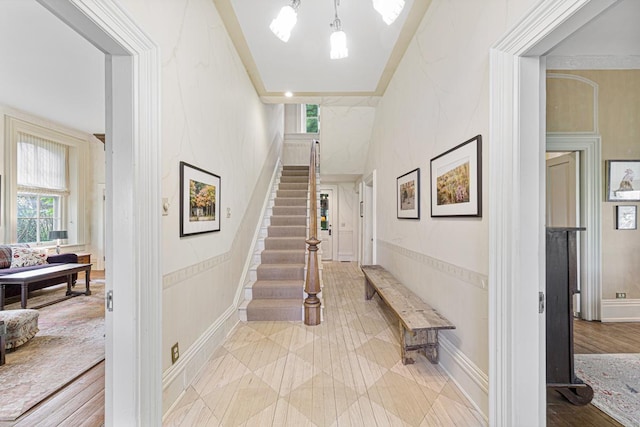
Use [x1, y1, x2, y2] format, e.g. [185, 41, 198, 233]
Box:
[270, 1, 300, 42]
[372, 0, 405, 25]
[330, 29, 348, 59]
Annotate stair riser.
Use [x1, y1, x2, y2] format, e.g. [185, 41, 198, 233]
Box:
[268, 226, 307, 237]
[278, 183, 308, 191]
[274, 198, 307, 207]
[261, 251, 305, 264]
[280, 176, 309, 183]
[246, 306, 302, 321]
[276, 190, 308, 198]
[265, 238, 307, 250]
[272, 207, 307, 216]
[270, 216, 307, 226]
[252, 287, 303, 299]
[257, 267, 305, 281]
[281, 170, 309, 176]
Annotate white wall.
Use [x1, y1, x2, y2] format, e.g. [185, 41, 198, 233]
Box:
[337, 182, 358, 261]
[362, 0, 538, 417]
[115, 0, 284, 413]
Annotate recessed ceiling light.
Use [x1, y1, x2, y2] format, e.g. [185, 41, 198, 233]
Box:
[284, 91, 293, 97]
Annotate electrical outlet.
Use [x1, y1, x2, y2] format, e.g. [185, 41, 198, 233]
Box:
[616, 292, 627, 299]
[171, 342, 180, 364]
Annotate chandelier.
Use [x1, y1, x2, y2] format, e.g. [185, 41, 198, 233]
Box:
[270, 0, 406, 60]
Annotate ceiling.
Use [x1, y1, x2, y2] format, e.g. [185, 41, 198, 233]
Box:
[0, 0, 638, 136]
[214, 0, 431, 101]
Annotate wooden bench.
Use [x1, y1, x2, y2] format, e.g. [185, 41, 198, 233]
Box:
[361, 265, 455, 365]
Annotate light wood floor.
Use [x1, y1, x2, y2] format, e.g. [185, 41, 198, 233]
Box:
[8, 266, 639, 426]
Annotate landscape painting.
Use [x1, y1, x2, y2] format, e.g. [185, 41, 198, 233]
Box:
[180, 161, 221, 236]
[397, 168, 420, 219]
[430, 135, 482, 217]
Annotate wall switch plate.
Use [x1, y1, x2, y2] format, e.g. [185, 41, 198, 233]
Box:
[162, 198, 170, 216]
[616, 292, 627, 299]
[171, 342, 179, 364]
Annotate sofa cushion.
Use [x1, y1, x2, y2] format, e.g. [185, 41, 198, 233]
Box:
[10, 247, 48, 268]
[0, 246, 11, 269]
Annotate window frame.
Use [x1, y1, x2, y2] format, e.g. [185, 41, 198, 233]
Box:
[5, 115, 88, 248]
[303, 104, 320, 133]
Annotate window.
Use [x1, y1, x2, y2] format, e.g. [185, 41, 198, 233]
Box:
[16, 133, 68, 244]
[6, 116, 88, 247]
[305, 104, 319, 133]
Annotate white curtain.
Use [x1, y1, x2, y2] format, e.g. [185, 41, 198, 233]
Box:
[17, 132, 68, 193]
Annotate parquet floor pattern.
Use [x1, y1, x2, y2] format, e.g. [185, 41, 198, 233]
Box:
[163, 262, 485, 426]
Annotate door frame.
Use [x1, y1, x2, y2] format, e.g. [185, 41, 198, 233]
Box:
[489, 0, 615, 424]
[37, 1, 162, 425]
[547, 136, 602, 321]
[362, 171, 376, 265]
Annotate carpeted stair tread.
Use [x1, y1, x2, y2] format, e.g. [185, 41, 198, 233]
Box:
[270, 215, 307, 226]
[278, 182, 308, 191]
[261, 249, 306, 264]
[264, 237, 307, 250]
[280, 175, 309, 183]
[272, 206, 307, 216]
[277, 190, 308, 198]
[267, 225, 307, 237]
[274, 198, 307, 207]
[252, 280, 304, 299]
[246, 299, 302, 321]
[257, 263, 305, 280]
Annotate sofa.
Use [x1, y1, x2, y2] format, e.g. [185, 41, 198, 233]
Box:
[0, 244, 78, 299]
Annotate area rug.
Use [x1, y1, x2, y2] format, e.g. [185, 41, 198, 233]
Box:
[574, 353, 640, 427]
[0, 282, 105, 421]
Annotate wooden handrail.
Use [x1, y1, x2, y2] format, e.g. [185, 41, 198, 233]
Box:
[304, 140, 321, 325]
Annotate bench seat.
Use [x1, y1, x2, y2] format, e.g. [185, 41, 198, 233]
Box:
[361, 265, 455, 365]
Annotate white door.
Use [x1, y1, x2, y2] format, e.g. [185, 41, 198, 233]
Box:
[546, 152, 579, 227]
[362, 178, 374, 265]
[320, 189, 333, 260]
[546, 151, 581, 316]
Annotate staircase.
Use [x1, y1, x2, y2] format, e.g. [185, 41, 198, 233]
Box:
[245, 166, 310, 321]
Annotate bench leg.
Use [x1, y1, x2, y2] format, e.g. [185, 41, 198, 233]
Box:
[400, 325, 440, 365]
[364, 277, 376, 300]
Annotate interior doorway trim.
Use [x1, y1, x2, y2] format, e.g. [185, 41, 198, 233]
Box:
[36, 0, 162, 425]
[489, 0, 616, 425]
[547, 135, 602, 321]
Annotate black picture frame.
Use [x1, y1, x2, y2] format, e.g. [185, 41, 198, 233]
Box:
[430, 135, 482, 217]
[180, 161, 221, 237]
[606, 160, 640, 202]
[397, 168, 420, 219]
[615, 205, 637, 230]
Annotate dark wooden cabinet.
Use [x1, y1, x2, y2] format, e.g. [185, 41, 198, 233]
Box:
[546, 227, 593, 405]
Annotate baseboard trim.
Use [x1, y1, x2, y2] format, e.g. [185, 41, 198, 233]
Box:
[162, 304, 238, 416]
[439, 335, 489, 421]
[601, 298, 640, 322]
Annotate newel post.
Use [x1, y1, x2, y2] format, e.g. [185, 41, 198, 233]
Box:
[304, 140, 321, 325]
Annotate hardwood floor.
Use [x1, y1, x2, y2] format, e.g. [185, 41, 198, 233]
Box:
[547, 319, 640, 426]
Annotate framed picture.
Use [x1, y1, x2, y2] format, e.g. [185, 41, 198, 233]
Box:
[430, 135, 482, 217]
[606, 160, 640, 201]
[397, 168, 420, 219]
[615, 205, 637, 230]
[180, 161, 221, 236]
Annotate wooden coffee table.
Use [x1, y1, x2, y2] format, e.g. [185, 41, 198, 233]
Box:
[0, 263, 92, 310]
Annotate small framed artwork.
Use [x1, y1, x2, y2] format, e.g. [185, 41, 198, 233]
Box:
[615, 205, 637, 230]
[430, 135, 482, 217]
[397, 168, 420, 219]
[606, 160, 640, 201]
[180, 161, 221, 237]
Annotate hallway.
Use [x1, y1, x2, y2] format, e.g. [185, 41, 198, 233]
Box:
[163, 262, 485, 426]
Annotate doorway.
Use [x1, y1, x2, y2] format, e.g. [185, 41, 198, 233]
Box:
[37, 0, 162, 425]
[489, 0, 617, 424]
[361, 171, 376, 266]
[319, 187, 336, 261]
